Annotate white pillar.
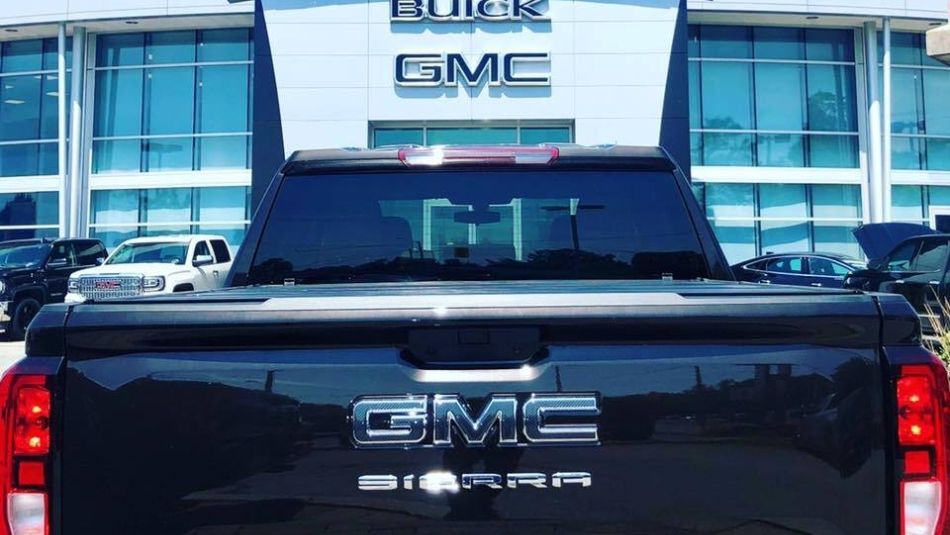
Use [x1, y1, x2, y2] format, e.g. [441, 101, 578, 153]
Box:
[67, 27, 86, 238]
[57, 23, 68, 237]
[865, 21, 884, 224]
[882, 18, 892, 222]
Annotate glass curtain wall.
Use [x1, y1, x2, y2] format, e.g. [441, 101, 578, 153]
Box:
[688, 25, 859, 168]
[0, 38, 70, 178]
[885, 32, 950, 171]
[372, 124, 573, 147]
[92, 29, 253, 174]
[693, 183, 863, 262]
[892, 185, 950, 225]
[89, 186, 250, 249]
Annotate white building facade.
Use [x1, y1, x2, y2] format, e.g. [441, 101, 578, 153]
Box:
[0, 0, 946, 263]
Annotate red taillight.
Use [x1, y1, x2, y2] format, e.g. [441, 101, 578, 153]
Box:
[13, 387, 49, 457]
[891, 349, 950, 535]
[0, 360, 59, 535]
[397, 146, 559, 167]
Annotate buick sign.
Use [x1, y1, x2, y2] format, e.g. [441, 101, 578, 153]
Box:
[350, 393, 600, 448]
[391, 0, 548, 21]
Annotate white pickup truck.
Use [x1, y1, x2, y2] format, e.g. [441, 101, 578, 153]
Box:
[65, 234, 233, 302]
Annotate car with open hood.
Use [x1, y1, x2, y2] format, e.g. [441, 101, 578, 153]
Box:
[65, 234, 233, 302]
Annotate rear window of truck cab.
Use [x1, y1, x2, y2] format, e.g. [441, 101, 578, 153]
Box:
[246, 169, 708, 284]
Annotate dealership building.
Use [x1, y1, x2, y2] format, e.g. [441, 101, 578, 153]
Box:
[0, 0, 947, 263]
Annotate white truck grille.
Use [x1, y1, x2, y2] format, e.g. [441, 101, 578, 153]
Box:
[78, 275, 144, 301]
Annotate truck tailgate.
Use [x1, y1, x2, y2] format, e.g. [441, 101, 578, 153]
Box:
[56, 281, 891, 535]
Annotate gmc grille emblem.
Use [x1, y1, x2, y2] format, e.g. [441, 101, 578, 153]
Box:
[350, 393, 600, 448]
[94, 280, 121, 290]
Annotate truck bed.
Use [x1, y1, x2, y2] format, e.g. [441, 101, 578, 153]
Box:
[33, 280, 909, 534]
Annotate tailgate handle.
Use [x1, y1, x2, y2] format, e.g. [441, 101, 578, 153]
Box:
[405, 328, 544, 369]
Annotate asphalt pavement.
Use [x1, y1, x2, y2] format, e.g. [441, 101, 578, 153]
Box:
[0, 341, 25, 376]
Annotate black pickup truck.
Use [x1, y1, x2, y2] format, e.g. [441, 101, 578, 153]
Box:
[7, 145, 949, 535]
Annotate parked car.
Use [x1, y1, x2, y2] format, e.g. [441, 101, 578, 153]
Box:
[14, 146, 947, 535]
[0, 237, 107, 339]
[844, 222, 946, 338]
[66, 234, 233, 302]
[732, 252, 866, 288]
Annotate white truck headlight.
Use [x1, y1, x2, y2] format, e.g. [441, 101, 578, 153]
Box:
[67, 279, 79, 293]
[0, 279, 6, 295]
[142, 276, 165, 292]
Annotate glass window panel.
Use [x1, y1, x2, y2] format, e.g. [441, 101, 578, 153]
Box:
[760, 184, 807, 219]
[145, 188, 192, 224]
[145, 67, 195, 135]
[688, 61, 701, 129]
[93, 69, 143, 137]
[38, 143, 57, 176]
[41, 37, 72, 71]
[892, 185, 924, 222]
[92, 189, 139, 226]
[757, 134, 804, 167]
[923, 69, 950, 136]
[760, 222, 809, 254]
[92, 140, 141, 174]
[892, 137, 923, 170]
[143, 225, 191, 237]
[146, 31, 196, 64]
[198, 65, 249, 133]
[812, 184, 861, 219]
[374, 128, 423, 147]
[699, 26, 752, 58]
[753, 27, 804, 60]
[427, 128, 517, 144]
[1, 40, 42, 73]
[0, 194, 32, 226]
[813, 223, 861, 257]
[891, 32, 922, 66]
[891, 68, 924, 134]
[928, 186, 950, 211]
[199, 135, 249, 169]
[710, 220, 755, 264]
[198, 187, 246, 222]
[702, 133, 752, 166]
[96, 33, 145, 67]
[197, 224, 247, 247]
[0, 144, 38, 177]
[198, 29, 251, 62]
[91, 227, 140, 251]
[705, 183, 754, 219]
[0, 74, 41, 141]
[754, 63, 805, 130]
[688, 25, 700, 58]
[145, 138, 194, 171]
[40, 73, 66, 139]
[519, 127, 571, 144]
[927, 139, 950, 171]
[35, 192, 57, 225]
[690, 132, 702, 165]
[701, 62, 753, 129]
[805, 29, 854, 62]
[806, 64, 857, 132]
[808, 135, 858, 168]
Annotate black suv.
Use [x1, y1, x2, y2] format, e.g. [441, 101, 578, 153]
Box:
[0, 238, 107, 339]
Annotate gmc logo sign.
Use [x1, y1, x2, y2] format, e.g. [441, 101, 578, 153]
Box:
[350, 393, 600, 448]
[395, 52, 551, 87]
[94, 280, 121, 290]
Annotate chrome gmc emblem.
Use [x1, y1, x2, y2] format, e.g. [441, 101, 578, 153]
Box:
[94, 280, 121, 290]
[350, 393, 600, 448]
